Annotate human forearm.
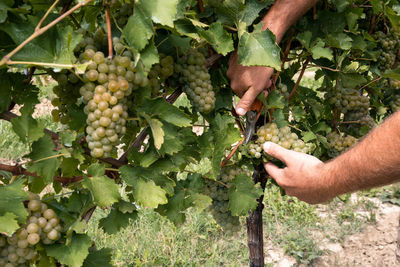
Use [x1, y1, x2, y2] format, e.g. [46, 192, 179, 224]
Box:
[322, 111, 400, 198]
[261, 0, 318, 42]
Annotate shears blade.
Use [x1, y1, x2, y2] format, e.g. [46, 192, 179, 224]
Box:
[244, 110, 257, 144]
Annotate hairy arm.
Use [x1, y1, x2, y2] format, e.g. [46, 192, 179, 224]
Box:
[228, 0, 318, 116]
[263, 111, 400, 204]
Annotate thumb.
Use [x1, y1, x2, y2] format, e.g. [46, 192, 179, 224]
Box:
[235, 86, 260, 116]
[263, 142, 296, 166]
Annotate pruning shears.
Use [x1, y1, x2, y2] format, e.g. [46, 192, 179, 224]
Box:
[244, 99, 264, 144]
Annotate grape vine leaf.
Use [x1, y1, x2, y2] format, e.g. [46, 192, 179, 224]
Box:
[201, 114, 242, 178]
[197, 22, 234, 56]
[46, 234, 92, 267]
[156, 189, 187, 225]
[99, 206, 137, 234]
[0, 179, 28, 224]
[228, 174, 263, 216]
[174, 19, 201, 40]
[0, 0, 13, 23]
[27, 134, 60, 183]
[87, 163, 105, 177]
[187, 192, 212, 212]
[11, 104, 44, 143]
[266, 90, 285, 109]
[215, 0, 246, 26]
[339, 73, 367, 88]
[158, 123, 184, 156]
[383, 67, 400, 80]
[139, 42, 159, 72]
[326, 33, 353, 50]
[1, 20, 81, 64]
[142, 113, 164, 150]
[138, 98, 192, 127]
[238, 23, 281, 70]
[0, 212, 19, 236]
[82, 176, 120, 208]
[310, 40, 333, 60]
[120, 166, 168, 208]
[83, 248, 114, 267]
[140, 0, 178, 27]
[123, 5, 154, 51]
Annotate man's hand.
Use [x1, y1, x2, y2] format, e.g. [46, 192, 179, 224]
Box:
[263, 142, 333, 204]
[227, 51, 273, 116]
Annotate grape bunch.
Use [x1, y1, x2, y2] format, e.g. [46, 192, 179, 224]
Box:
[175, 50, 216, 113]
[50, 70, 82, 124]
[390, 94, 400, 112]
[78, 49, 135, 158]
[275, 82, 289, 99]
[327, 87, 373, 127]
[389, 79, 400, 89]
[0, 193, 62, 267]
[148, 54, 175, 96]
[247, 122, 312, 159]
[373, 31, 400, 71]
[327, 132, 358, 156]
[110, 1, 133, 27]
[204, 166, 251, 233]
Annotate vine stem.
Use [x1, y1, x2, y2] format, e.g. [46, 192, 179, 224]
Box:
[307, 64, 339, 72]
[0, 163, 84, 185]
[340, 120, 361, 124]
[6, 61, 75, 68]
[0, 0, 94, 66]
[288, 56, 311, 100]
[272, 28, 295, 90]
[105, 3, 113, 58]
[31, 153, 71, 164]
[35, 0, 60, 31]
[220, 139, 244, 168]
[360, 77, 381, 90]
[198, 0, 205, 13]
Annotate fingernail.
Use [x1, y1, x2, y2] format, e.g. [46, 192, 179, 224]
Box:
[263, 142, 271, 152]
[236, 108, 246, 116]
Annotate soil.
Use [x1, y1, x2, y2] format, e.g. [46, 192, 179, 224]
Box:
[267, 199, 400, 267]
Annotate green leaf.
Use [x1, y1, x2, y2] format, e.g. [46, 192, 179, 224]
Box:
[11, 105, 44, 143]
[228, 174, 263, 216]
[142, 114, 164, 150]
[386, 7, 400, 31]
[82, 176, 120, 208]
[0, 212, 20, 236]
[99, 208, 137, 234]
[2, 20, 81, 64]
[0, 0, 13, 23]
[198, 22, 234, 56]
[123, 4, 154, 51]
[238, 23, 281, 70]
[117, 200, 137, 214]
[310, 40, 333, 60]
[140, 0, 178, 27]
[292, 106, 306, 122]
[138, 98, 192, 127]
[266, 90, 285, 109]
[0, 180, 28, 224]
[187, 193, 212, 212]
[87, 163, 105, 177]
[120, 166, 168, 208]
[27, 134, 60, 184]
[302, 131, 317, 142]
[371, 0, 383, 14]
[339, 73, 367, 88]
[174, 19, 201, 40]
[139, 42, 159, 72]
[215, 0, 246, 26]
[383, 67, 400, 80]
[83, 248, 114, 267]
[296, 31, 312, 49]
[326, 33, 352, 50]
[332, 0, 349, 12]
[46, 234, 92, 267]
[159, 123, 184, 156]
[156, 189, 187, 225]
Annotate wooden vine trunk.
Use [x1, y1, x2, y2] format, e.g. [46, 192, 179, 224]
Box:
[247, 165, 267, 267]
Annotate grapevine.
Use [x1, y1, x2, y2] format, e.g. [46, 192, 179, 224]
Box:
[0, 0, 399, 266]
